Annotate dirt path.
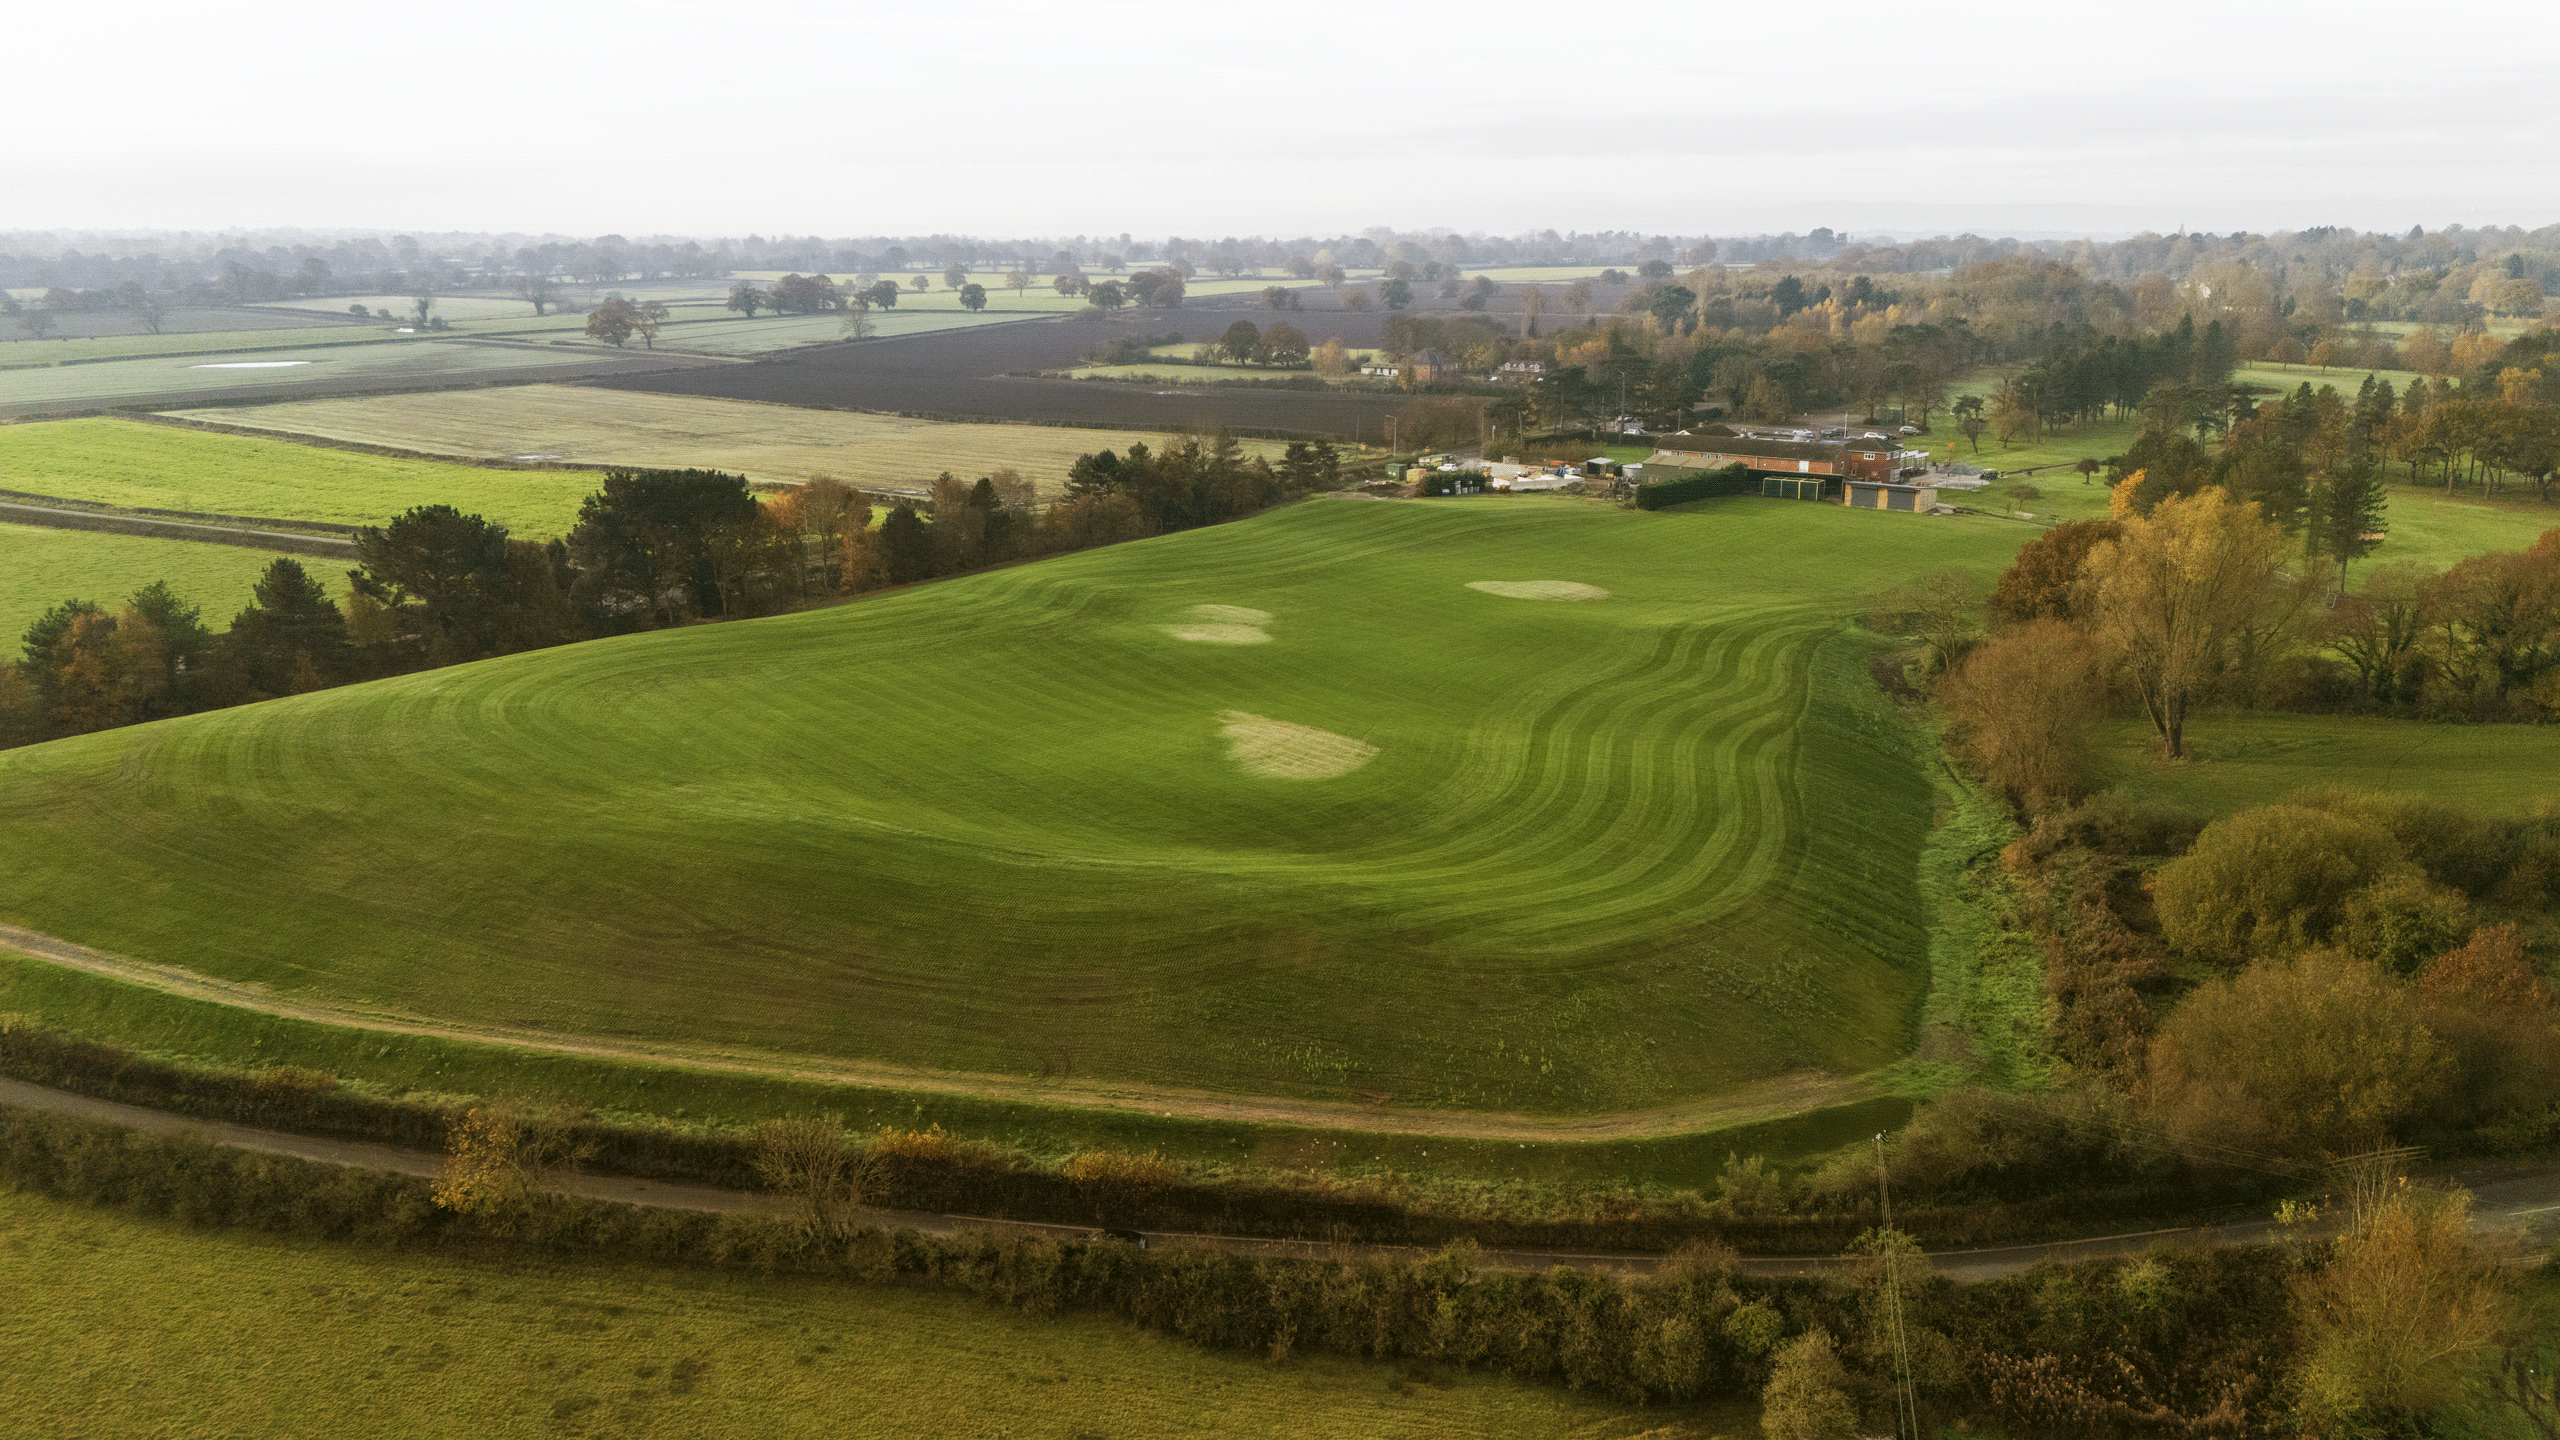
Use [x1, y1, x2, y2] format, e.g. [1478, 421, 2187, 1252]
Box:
[0, 922, 1880, 1142]
[10, 1076, 2558, 1282]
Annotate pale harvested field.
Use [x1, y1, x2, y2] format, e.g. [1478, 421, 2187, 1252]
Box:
[164, 386, 1276, 496]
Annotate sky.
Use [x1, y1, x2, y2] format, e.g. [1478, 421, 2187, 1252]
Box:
[9, 0, 2558, 241]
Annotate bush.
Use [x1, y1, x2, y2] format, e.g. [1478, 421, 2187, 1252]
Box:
[2335, 871, 2474, 974]
[2143, 950, 2452, 1163]
[2153, 805, 2411, 964]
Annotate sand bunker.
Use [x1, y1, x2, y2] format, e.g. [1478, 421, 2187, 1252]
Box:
[1159, 625, 1270, 645]
[1465, 580, 1610, 601]
[1219, 711, 1378, 780]
[1159, 604, 1275, 644]
[1186, 604, 1273, 625]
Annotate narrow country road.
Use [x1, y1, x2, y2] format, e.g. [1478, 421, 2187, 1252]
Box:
[9, 1077, 2560, 1282]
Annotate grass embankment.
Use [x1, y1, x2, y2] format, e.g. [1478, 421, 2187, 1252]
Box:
[0, 1190, 1696, 1439]
[0, 951, 1904, 1194]
[0, 498, 2024, 1121]
[0, 416, 601, 536]
[2097, 713, 2560, 819]
[0, 520, 282, 644]
[164, 386, 1283, 496]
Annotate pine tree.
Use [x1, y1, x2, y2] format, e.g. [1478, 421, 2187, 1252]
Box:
[2309, 463, 2391, 589]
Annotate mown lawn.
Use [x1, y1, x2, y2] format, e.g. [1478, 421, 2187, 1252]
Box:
[0, 1190, 1718, 1439]
[0, 497, 2025, 1117]
[0, 521, 283, 646]
[0, 416, 604, 536]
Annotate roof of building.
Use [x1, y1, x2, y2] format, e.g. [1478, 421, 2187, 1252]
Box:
[1411, 347, 1456, 366]
[1649, 435, 1844, 463]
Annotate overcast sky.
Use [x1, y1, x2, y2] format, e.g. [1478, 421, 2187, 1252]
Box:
[9, 0, 2557, 241]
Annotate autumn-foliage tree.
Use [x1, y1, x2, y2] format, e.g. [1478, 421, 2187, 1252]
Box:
[1985, 520, 2121, 625]
[2292, 1182, 2515, 1427]
[1936, 618, 2104, 810]
[2082, 486, 2306, 756]
[583, 295, 640, 347]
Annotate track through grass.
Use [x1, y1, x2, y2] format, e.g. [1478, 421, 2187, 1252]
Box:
[0, 498, 2025, 1116]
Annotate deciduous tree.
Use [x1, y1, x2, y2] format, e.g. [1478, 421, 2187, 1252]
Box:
[2083, 487, 2301, 756]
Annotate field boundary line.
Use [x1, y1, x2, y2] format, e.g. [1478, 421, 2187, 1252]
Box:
[0, 500, 354, 554]
[11, 1074, 2555, 1279]
[0, 920, 1877, 1143]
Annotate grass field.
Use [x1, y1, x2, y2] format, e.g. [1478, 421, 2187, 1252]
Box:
[531, 307, 1037, 356]
[166, 386, 1283, 495]
[0, 497, 2027, 1116]
[2097, 712, 2560, 818]
[0, 322, 389, 366]
[0, 337, 636, 409]
[0, 520, 283, 645]
[0, 417, 603, 536]
[0, 1190, 1710, 1440]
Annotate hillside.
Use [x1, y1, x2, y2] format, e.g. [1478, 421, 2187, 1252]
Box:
[0, 497, 2026, 1115]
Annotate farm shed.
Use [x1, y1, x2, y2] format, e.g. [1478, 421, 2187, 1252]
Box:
[1759, 475, 1836, 501]
[1845, 479, 1939, 512]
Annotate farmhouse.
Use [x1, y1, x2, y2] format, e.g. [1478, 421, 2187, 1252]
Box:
[1409, 348, 1460, 383]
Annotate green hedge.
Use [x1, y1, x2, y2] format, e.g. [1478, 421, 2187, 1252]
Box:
[0, 1020, 2235, 1255]
[1634, 462, 1753, 509]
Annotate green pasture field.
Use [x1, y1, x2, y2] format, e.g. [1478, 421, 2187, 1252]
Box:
[0, 1192, 1705, 1440]
[0, 497, 2026, 1118]
[0, 338, 630, 409]
[165, 386, 1283, 495]
[0, 321, 388, 366]
[0, 520, 282, 644]
[2233, 361, 2427, 396]
[254, 294, 534, 321]
[0, 416, 601, 537]
[2096, 712, 2560, 819]
[531, 307, 1036, 356]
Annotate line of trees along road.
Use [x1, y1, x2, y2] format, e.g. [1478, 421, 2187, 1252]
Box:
[0, 437, 1340, 750]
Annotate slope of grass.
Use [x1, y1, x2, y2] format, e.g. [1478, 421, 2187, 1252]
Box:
[0, 321, 376, 366]
[2096, 713, 2560, 819]
[0, 498, 2025, 1116]
[0, 1190, 1699, 1439]
[166, 386, 1282, 495]
[0, 521, 283, 645]
[0, 416, 601, 536]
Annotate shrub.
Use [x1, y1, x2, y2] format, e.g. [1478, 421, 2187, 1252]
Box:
[2153, 804, 2411, 964]
[1759, 1328, 1860, 1439]
[2143, 950, 2452, 1163]
[2335, 871, 2473, 974]
[1062, 1148, 1182, 1221]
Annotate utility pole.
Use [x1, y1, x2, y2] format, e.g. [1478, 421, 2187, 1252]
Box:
[1874, 1132, 1922, 1440]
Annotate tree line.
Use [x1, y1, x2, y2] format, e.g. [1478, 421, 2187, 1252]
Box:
[2, 437, 1343, 750]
